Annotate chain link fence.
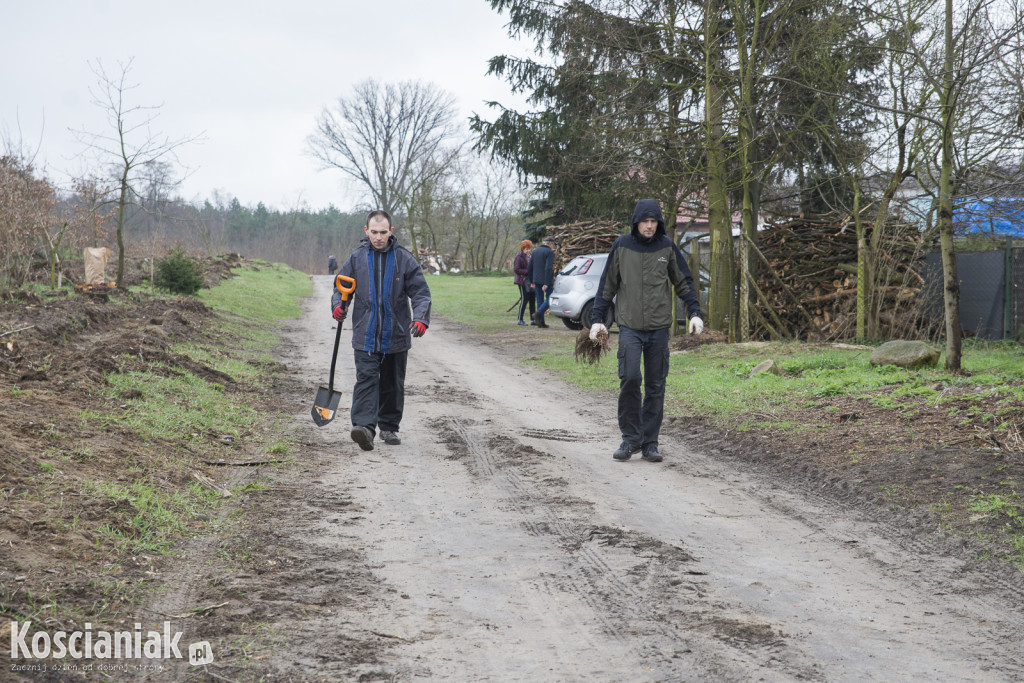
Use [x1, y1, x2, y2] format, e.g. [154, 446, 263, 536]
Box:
[922, 241, 1023, 340]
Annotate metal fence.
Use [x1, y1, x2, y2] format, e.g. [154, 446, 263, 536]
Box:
[922, 241, 1024, 340]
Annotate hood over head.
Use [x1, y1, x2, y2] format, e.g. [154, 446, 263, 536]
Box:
[631, 199, 666, 241]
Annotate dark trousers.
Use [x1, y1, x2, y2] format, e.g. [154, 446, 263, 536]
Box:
[351, 349, 408, 433]
[617, 327, 670, 448]
[517, 283, 535, 321]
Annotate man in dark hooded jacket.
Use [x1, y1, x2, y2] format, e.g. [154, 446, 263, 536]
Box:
[527, 235, 556, 328]
[331, 210, 431, 451]
[590, 199, 703, 463]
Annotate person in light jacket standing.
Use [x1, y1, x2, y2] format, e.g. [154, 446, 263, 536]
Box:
[331, 210, 432, 451]
[589, 199, 703, 463]
[528, 235, 556, 328]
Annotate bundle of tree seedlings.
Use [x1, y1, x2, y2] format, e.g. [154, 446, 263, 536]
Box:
[749, 215, 935, 341]
[544, 220, 626, 270]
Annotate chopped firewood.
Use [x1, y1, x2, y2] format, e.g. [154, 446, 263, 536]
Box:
[543, 221, 626, 270]
[750, 214, 937, 341]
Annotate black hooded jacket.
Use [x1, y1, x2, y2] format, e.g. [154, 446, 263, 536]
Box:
[591, 199, 702, 330]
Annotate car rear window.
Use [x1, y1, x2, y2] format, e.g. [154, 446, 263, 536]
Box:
[560, 257, 600, 276]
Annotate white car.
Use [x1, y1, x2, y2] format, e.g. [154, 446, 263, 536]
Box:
[547, 254, 616, 331]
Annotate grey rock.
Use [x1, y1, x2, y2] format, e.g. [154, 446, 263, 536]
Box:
[869, 340, 940, 369]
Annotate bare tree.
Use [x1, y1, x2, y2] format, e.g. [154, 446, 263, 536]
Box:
[0, 153, 55, 287]
[307, 79, 464, 253]
[72, 58, 198, 288]
[901, 0, 1024, 369]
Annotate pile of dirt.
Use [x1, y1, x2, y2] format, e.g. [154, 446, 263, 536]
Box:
[0, 261, 277, 653]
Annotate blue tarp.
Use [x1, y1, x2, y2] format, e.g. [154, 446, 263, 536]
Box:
[954, 197, 1024, 237]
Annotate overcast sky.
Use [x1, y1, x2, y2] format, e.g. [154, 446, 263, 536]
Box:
[0, 0, 531, 212]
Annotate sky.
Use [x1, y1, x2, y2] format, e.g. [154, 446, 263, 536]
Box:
[0, 0, 531, 212]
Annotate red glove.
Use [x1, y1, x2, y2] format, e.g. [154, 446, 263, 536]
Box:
[410, 321, 427, 337]
[333, 305, 347, 322]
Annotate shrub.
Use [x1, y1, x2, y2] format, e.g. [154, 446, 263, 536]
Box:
[154, 249, 204, 295]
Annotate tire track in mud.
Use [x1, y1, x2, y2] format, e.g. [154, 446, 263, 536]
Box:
[436, 413, 818, 681]
[675, 421, 1024, 618]
[273, 278, 1024, 681]
[742, 460, 1024, 675]
[688, 419, 1024, 624]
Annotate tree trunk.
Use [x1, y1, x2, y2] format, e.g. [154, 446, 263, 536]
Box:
[115, 172, 129, 289]
[854, 178, 869, 340]
[705, 0, 733, 337]
[939, 0, 962, 371]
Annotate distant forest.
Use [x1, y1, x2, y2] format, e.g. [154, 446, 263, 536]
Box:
[120, 194, 374, 275]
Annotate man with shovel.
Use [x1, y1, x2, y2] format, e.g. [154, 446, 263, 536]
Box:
[332, 209, 432, 451]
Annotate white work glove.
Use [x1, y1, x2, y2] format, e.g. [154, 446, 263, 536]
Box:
[688, 317, 704, 335]
[589, 323, 608, 341]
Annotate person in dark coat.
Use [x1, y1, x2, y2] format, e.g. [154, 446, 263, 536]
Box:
[528, 235, 556, 328]
[327, 254, 338, 275]
[331, 210, 431, 451]
[589, 199, 703, 463]
[512, 240, 535, 325]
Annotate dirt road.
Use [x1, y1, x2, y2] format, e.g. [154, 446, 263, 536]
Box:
[245, 275, 1024, 681]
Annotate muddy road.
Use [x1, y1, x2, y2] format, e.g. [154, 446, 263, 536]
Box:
[243, 275, 1024, 681]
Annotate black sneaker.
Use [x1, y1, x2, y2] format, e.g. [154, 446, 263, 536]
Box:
[350, 425, 374, 451]
[613, 442, 641, 461]
[641, 445, 663, 463]
[380, 430, 401, 445]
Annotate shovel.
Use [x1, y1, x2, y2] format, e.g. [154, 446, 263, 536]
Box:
[311, 274, 356, 426]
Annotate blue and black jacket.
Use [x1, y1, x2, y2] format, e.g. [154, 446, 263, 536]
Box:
[332, 235, 431, 354]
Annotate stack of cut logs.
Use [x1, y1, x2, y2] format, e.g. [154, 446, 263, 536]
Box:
[544, 220, 626, 271]
[750, 215, 933, 341]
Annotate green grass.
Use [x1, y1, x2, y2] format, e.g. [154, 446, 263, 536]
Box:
[199, 261, 310, 321]
[967, 491, 1024, 567]
[84, 262, 311, 551]
[90, 480, 220, 554]
[428, 273, 522, 333]
[158, 262, 312, 382]
[101, 367, 259, 443]
[432, 274, 1024, 432]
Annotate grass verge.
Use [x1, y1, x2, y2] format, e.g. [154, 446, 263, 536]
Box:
[0, 258, 311, 633]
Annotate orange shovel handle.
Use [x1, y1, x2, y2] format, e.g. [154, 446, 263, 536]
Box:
[335, 274, 356, 301]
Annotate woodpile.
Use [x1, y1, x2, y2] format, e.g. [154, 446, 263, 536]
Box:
[544, 220, 626, 270]
[749, 215, 937, 341]
[417, 247, 461, 274]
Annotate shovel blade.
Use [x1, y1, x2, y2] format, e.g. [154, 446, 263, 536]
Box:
[311, 385, 343, 427]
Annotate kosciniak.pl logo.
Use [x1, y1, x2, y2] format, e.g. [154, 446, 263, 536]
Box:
[9, 621, 213, 666]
